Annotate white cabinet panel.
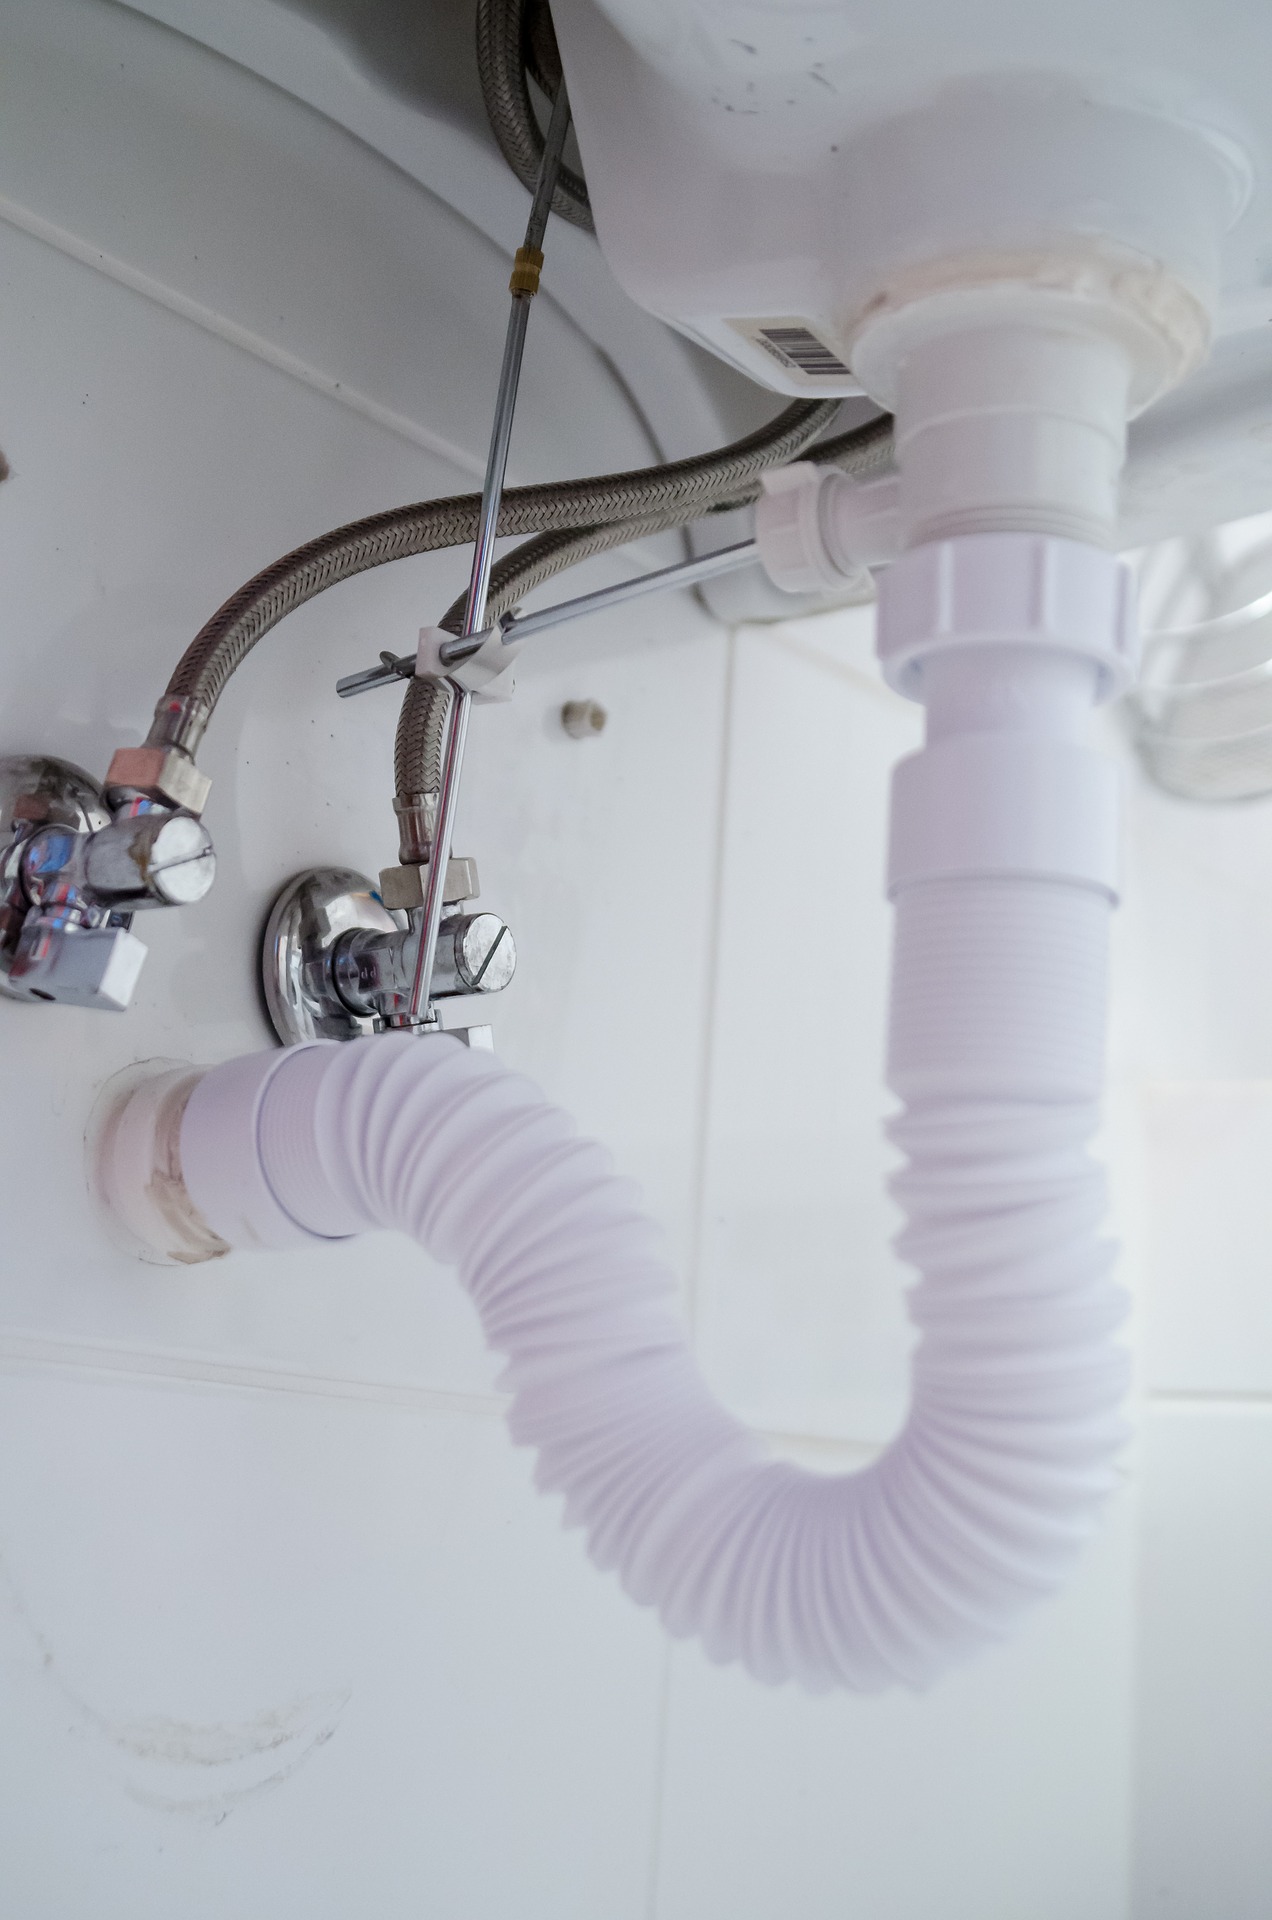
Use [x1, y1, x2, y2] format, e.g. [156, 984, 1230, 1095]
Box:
[0, 0, 658, 485]
[1132, 1406, 1272, 1919]
[654, 1495, 1135, 1920]
[694, 624, 922, 1446]
[1115, 771, 1272, 1083]
[0, 1369, 665, 1919]
[1136, 1082, 1272, 1393]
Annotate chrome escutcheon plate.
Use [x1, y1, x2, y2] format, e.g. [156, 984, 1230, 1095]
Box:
[261, 866, 401, 1045]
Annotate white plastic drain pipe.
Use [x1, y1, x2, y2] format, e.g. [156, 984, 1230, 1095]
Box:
[97, 279, 1169, 1691]
[96, 536, 1136, 1695]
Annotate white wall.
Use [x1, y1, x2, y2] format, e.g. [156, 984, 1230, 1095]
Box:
[0, 1, 1265, 1914]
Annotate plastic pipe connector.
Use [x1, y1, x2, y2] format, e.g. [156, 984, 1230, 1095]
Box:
[755, 461, 900, 593]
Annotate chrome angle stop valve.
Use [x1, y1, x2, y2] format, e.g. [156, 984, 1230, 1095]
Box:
[0, 752, 515, 1042]
[0, 754, 216, 1011]
[261, 858, 516, 1049]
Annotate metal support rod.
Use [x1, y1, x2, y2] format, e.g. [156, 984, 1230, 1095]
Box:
[448, 538, 759, 657]
[405, 83, 573, 1023]
[335, 539, 761, 699]
[460, 81, 574, 643]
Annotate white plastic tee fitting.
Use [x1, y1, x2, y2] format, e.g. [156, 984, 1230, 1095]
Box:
[755, 463, 899, 594]
[753, 254, 1205, 591]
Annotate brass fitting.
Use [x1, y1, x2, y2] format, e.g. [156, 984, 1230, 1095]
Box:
[509, 246, 545, 297]
[105, 747, 212, 817]
[378, 857, 479, 911]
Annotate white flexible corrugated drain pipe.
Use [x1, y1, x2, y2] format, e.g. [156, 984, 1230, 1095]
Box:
[100, 512, 1138, 1694]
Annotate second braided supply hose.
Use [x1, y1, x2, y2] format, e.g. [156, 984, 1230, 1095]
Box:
[392, 416, 892, 818]
[476, 0, 594, 232]
[132, 524, 1135, 1692]
[143, 398, 877, 763]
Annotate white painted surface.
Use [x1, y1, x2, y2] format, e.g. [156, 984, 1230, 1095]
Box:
[655, 1497, 1135, 1920]
[694, 620, 920, 1448]
[0, 1370, 666, 1918]
[0, 0, 1270, 1911]
[1136, 1083, 1272, 1394]
[1132, 1408, 1272, 1919]
[1110, 604, 1272, 1904]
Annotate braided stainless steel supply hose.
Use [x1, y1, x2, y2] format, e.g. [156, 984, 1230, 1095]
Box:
[139, 398, 847, 771]
[476, 0, 594, 232]
[394, 413, 894, 825]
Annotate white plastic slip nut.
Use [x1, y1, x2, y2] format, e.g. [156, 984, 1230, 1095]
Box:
[755, 462, 895, 596]
[756, 463, 849, 594]
[877, 533, 1139, 702]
